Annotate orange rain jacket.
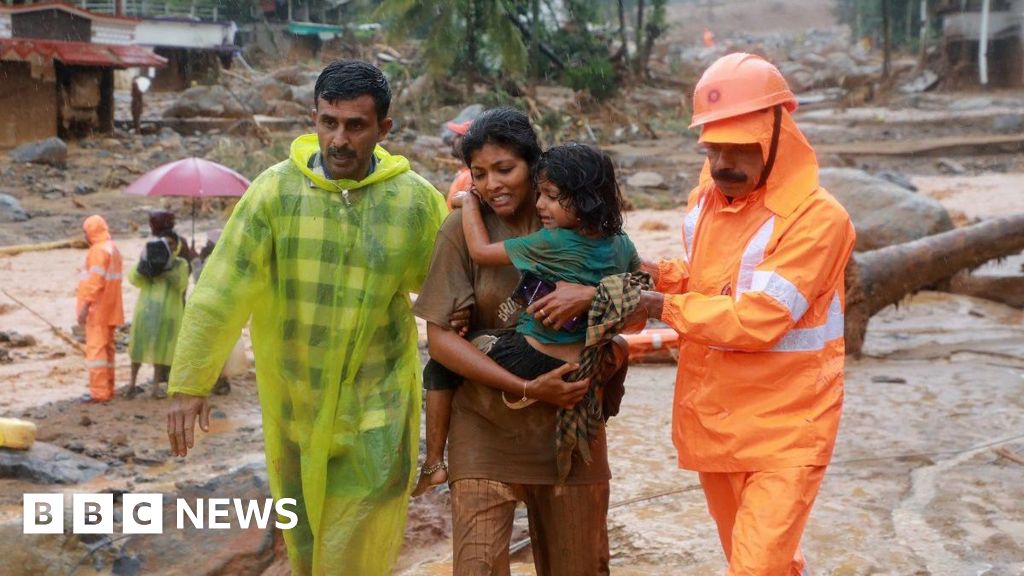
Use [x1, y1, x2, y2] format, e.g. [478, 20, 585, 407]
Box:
[658, 107, 856, 472]
[77, 215, 124, 326]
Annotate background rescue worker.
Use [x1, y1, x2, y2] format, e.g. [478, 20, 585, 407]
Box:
[164, 60, 447, 575]
[76, 215, 124, 403]
[445, 118, 473, 210]
[635, 53, 856, 575]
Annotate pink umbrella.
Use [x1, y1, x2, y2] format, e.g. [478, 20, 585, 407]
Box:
[125, 157, 250, 247]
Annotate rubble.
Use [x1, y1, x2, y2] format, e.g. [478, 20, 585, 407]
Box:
[9, 138, 68, 167]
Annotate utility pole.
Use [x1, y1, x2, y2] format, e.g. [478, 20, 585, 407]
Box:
[882, 0, 892, 80]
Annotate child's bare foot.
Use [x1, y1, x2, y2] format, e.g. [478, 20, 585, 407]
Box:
[411, 461, 448, 497]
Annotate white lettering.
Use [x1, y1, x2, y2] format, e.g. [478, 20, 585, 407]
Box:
[176, 498, 203, 529]
[275, 498, 298, 530]
[233, 498, 274, 529]
[207, 498, 231, 529]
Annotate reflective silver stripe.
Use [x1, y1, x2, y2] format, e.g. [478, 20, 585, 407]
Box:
[735, 216, 775, 295]
[748, 270, 810, 322]
[771, 292, 844, 352]
[85, 359, 112, 368]
[89, 265, 121, 280]
[683, 199, 703, 262]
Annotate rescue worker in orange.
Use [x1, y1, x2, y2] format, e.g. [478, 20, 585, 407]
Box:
[445, 118, 473, 210]
[635, 53, 856, 575]
[76, 214, 125, 403]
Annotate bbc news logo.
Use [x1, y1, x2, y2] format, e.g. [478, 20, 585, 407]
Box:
[23, 494, 298, 534]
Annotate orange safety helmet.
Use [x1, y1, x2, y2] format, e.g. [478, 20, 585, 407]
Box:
[689, 53, 797, 128]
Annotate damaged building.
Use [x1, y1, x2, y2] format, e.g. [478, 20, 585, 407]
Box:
[0, 2, 165, 148]
[939, 0, 1024, 87]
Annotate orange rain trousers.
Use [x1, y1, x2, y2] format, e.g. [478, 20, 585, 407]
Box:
[85, 324, 116, 401]
[700, 466, 824, 576]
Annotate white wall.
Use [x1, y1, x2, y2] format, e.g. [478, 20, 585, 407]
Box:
[134, 19, 234, 49]
[92, 21, 135, 45]
[0, 13, 11, 39]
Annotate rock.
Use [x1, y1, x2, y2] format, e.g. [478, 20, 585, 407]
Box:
[0, 194, 29, 222]
[0, 442, 107, 484]
[114, 463, 285, 573]
[268, 99, 310, 118]
[992, 114, 1024, 133]
[626, 171, 667, 189]
[255, 78, 293, 103]
[289, 81, 316, 106]
[819, 168, 954, 251]
[9, 137, 67, 167]
[7, 333, 36, 347]
[0, 349, 10, 364]
[898, 70, 939, 94]
[79, 415, 92, 427]
[73, 184, 96, 195]
[271, 65, 317, 86]
[936, 157, 966, 175]
[874, 171, 917, 192]
[163, 85, 250, 119]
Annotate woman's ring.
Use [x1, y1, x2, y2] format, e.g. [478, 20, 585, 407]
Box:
[540, 309, 547, 317]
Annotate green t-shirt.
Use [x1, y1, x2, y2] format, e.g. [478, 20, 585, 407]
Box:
[504, 227, 640, 344]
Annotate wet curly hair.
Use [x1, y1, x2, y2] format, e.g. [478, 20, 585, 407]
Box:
[534, 142, 625, 237]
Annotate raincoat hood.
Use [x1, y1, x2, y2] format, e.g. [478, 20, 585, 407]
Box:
[83, 215, 111, 245]
[698, 106, 819, 218]
[289, 134, 410, 192]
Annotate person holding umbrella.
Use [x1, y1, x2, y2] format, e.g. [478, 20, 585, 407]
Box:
[164, 60, 447, 575]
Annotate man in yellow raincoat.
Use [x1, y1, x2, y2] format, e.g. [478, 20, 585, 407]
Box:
[126, 230, 190, 399]
[166, 60, 447, 575]
[637, 53, 856, 574]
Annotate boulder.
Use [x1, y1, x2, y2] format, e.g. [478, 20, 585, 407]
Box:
[9, 137, 67, 167]
[163, 86, 250, 119]
[0, 193, 28, 222]
[271, 65, 317, 86]
[268, 99, 310, 118]
[820, 168, 954, 251]
[255, 78, 293, 103]
[289, 81, 316, 106]
[626, 171, 667, 189]
[0, 442, 107, 484]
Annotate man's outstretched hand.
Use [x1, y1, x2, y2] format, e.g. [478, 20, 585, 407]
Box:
[167, 393, 211, 457]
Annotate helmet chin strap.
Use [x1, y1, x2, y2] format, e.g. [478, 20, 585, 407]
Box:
[754, 105, 782, 190]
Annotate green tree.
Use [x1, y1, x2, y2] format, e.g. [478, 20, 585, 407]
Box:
[376, 0, 528, 90]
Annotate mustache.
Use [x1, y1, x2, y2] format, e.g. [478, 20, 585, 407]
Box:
[327, 146, 356, 158]
[711, 169, 748, 183]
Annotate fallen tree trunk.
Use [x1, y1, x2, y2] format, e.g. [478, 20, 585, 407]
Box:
[845, 213, 1024, 356]
[947, 272, 1024, 309]
[0, 237, 88, 256]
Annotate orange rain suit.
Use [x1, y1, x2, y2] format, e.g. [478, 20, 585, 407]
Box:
[76, 215, 124, 402]
[447, 166, 472, 210]
[657, 106, 856, 575]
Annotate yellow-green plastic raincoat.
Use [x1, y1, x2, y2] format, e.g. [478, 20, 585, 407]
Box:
[127, 255, 189, 365]
[168, 135, 447, 575]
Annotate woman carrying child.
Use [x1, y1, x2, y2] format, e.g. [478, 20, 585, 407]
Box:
[412, 107, 637, 576]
